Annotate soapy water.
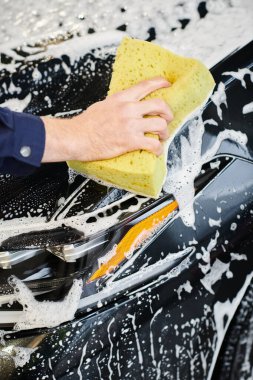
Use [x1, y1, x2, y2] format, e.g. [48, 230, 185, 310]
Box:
[4, 226, 237, 330]
[0, 220, 252, 378]
[163, 112, 248, 227]
[0, 245, 192, 329]
[0, 0, 252, 344]
[243, 102, 253, 115]
[0, 0, 252, 70]
[0, 94, 32, 113]
[223, 68, 253, 88]
[0, 5, 252, 380]
[210, 82, 227, 120]
[8, 276, 83, 330]
[209, 272, 253, 380]
[0, 1, 251, 230]
[0, 3, 251, 251]
[0, 193, 148, 246]
[0, 67, 250, 241]
[163, 66, 251, 227]
[0, 346, 37, 368]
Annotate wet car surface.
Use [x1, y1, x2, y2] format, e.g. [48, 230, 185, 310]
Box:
[0, 7, 252, 380]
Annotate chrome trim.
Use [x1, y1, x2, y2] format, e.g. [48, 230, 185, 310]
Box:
[0, 249, 43, 269]
[48, 237, 108, 262]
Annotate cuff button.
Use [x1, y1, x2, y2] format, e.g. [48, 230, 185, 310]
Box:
[20, 146, 31, 158]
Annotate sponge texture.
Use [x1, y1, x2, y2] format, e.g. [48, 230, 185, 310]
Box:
[68, 37, 215, 198]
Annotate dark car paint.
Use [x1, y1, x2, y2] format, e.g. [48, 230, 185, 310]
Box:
[0, 39, 252, 380]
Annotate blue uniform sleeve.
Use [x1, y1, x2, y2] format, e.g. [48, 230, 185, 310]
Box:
[0, 107, 45, 176]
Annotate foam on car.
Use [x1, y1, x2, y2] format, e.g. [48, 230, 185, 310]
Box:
[68, 37, 215, 198]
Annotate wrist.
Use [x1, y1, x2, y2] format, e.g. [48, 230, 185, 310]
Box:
[41, 116, 79, 162]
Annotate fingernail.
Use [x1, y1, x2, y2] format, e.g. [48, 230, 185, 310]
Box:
[152, 76, 170, 85]
[167, 112, 174, 121]
[164, 115, 172, 122]
[161, 79, 171, 88]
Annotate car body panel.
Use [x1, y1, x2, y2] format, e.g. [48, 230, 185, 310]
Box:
[0, 34, 252, 380]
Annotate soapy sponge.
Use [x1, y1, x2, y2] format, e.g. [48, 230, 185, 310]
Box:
[68, 37, 215, 198]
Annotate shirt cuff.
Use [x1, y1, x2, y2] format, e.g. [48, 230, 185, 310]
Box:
[11, 111, 46, 167]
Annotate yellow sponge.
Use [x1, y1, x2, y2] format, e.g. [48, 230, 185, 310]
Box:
[68, 37, 215, 198]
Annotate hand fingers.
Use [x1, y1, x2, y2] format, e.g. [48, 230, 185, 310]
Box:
[136, 98, 173, 121]
[139, 117, 169, 141]
[140, 136, 164, 156]
[115, 77, 171, 101]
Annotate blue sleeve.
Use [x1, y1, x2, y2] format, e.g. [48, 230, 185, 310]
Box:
[0, 107, 45, 176]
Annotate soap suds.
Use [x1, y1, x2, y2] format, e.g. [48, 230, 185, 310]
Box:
[0, 193, 148, 247]
[208, 218, 222, 227]
[0, 94, 32, 112]
[79, 247, 192, 310]
[163, 112, 247, 227]
[210, 82, 227, 120]
[32, 67, 42, 82]
[11, 346, 37, 368]
[163, 116, 204, 227]
[176, 280, 193, 300]
[208, 272, 253, 380]
[0, 8, 252, 380]
[223, 68, 253, 88]
[0, 0, 251, 81]
[210, 160, 221, 170]
[243, 102, 253, 115]
[201, 259, 230, 294]
[8, 276, 83, 330]
[230, 222, 237, 231]
[197, 230, 220, 275]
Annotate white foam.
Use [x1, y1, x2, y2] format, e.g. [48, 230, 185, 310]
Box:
[209, 218, 222, 227]
[0, 0, 251, 73]
[200, 259, 230, 294]
[210, 82, 227, 120]
[11, 346, 37, 368]
[164, 116, 205, 227]
[8, 81, 21, 95]
[202, 129, 247, 162]
[176, 280, 193, 300]
[223, 68, 253, 88]
[77, 247, 192, 311]
[157, 0, 253, 68]
[230, 222, 237, 231]
[32, 67, 42, 82]
[0, 192, 148, 248]
[163, 114, 247, 227]
[243, 102, 253, 115]
[44, 95, 52, 108]
[208, 272, 253, 380]
[54, 109, 83, 118]
[231, 252, 247, 261]
[210, 160, 221, 169]
[0, 93, 32, 112]
[8, 276, 83, 330]
[198, 230, 220, 275]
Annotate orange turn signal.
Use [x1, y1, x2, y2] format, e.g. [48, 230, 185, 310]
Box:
[88, 200, 178, 282]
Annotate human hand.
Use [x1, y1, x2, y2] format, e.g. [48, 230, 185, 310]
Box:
[41, 77, 173, 163]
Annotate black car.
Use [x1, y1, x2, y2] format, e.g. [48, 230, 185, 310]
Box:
[0, 26, 252, 380]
